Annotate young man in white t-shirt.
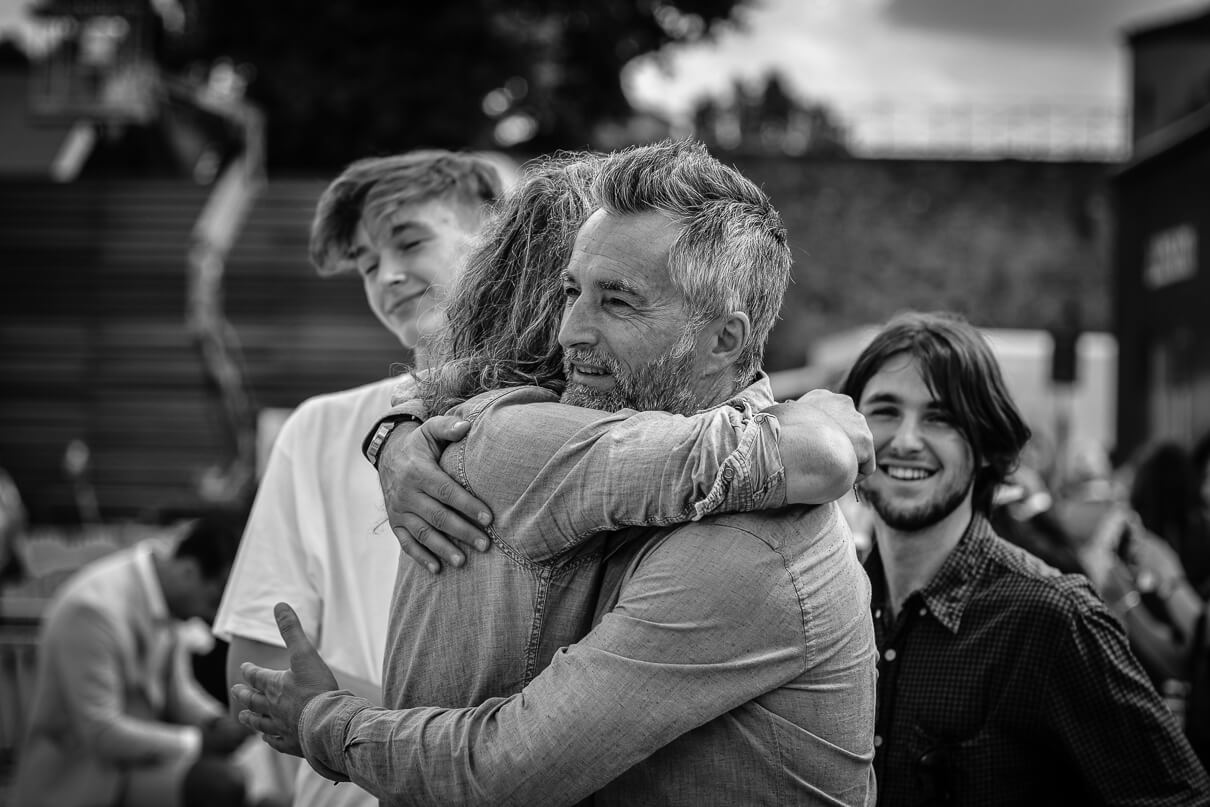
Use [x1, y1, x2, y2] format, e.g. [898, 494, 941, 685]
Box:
[212, 151, 501, 807]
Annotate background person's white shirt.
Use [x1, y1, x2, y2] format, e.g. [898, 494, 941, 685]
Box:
[214, 376, 405, 807]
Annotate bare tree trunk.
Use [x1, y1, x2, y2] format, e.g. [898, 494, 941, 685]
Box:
[185, 107, 264, 508]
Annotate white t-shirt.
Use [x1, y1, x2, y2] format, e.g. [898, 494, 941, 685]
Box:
[214, 376, 405, 807]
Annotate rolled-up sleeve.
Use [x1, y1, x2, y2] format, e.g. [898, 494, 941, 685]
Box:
[298, 527, 806, 806]
[455, 392, 788, 562]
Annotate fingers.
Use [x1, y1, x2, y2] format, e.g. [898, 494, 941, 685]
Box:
[237, 708, 278, 735]
[393, 521, 443, 574]
[260, 731, 295, 756]
[416, 470, 493, 538]
[393, 512, 463, 570]
[408, 498, 490, 554]
[422, 415, 472, 443]
[388, 491, 491, 564]
[854, 432, 876, 480]
[274, 603, 317, 658]
[416, 423, 493, 530]
[240, 661, 284, 693]
[230, 682, 271, 716]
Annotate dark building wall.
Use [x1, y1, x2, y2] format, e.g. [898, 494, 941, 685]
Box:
[1114, 130, 1210, 459]
[1128, 10, 1210, 143]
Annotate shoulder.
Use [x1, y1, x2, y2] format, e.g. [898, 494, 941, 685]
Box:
[975, 534, 1107, 630]
[703, 501, 844, 550]
[44, 564, 128, 638]
[449, 385, 563, 423]
[274, 378, 398, 448]
[651, 503, 846, 575]
[291, 377, 398, 423]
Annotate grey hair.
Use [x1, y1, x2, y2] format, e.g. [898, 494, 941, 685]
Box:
[417, 151, 604, 414]
[591, 139, 792, 386]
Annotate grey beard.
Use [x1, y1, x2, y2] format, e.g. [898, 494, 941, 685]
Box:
[561, 343, 702, 416]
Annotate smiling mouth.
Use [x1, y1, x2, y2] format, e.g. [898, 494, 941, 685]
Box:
[882, 465, 937, 481]
[387, 290, 426, 314]
[570, 364, 613, 386]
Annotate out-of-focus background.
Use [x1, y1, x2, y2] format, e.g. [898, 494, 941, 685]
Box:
[0, 0, 1208, 796]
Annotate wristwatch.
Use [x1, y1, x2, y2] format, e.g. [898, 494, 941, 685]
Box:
[363, 413, 422, 468]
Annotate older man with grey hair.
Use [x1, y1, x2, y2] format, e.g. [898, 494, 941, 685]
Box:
[236, 141, 877, 806]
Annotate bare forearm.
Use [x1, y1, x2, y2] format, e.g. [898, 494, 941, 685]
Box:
[765, 401, 859, 504]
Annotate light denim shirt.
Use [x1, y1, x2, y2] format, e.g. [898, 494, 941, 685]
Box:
[300, 376, 877, 805]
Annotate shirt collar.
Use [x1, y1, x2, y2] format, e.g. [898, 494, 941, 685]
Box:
[704, 371, 775, 415]
[132, 539, 172, 624]
[866, 513, 996, 634]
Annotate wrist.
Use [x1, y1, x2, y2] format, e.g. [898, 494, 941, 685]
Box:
[363, 414, 422, 468]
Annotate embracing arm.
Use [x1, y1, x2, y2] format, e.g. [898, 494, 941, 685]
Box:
[297, 530, 811, 805]
[377, 386, 870, 569]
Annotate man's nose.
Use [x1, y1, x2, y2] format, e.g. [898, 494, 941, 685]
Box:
[889, 416, 925, 453]
[558, 294, 597, 349]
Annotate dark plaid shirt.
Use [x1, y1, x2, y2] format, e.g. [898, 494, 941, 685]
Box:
[865, 513, 1209, 807]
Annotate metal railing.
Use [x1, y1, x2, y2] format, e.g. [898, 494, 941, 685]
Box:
[839, 101, 1128, 162]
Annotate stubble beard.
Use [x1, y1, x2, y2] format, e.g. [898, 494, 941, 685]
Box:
[561, 335, 703, 415]
[860, 472, 974, 532]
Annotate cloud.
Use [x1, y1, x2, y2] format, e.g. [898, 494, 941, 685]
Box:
[882, 0, 1209, 45]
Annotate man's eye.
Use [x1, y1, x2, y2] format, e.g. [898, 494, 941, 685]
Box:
[563, 286, 579, 302]
[605, 297, 632, 310]
[864, 407, 897, 419]
[359, 262, 379, 277]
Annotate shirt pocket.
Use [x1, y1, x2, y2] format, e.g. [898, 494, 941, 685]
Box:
[907, 721, 1032, 807]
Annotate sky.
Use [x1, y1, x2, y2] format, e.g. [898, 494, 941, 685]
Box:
[623, 0, 1209, 154]
[2, 0, 1206, 154]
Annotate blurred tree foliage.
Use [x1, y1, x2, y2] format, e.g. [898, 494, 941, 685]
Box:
[170, 0, 746, 172]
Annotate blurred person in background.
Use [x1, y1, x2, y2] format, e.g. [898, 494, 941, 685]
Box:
[1130, 441, 1210, 594]
[0, 467, 29, 587]
[12, 512, 255, 807]
[212, 150, 501, 807]
[988, 461, 1085, 576]
[235, 140, 877, 805]
[1193, 431, 1210, 556]
[1075, 441, 1208, 681]
[1080, 439, 1210, 769]
[841, 311, 1207, 806]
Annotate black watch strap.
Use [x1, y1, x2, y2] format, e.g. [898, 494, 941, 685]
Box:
[362, 413, 422, 468]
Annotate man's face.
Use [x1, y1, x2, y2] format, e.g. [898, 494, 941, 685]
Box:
[352, 198, 479, 350]
[558, 210, 712, 414]
[856, 353, 976, 532]
[172, 562, 230, 624]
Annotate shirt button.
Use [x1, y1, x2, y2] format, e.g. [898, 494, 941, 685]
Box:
[919, 608, 927, 616]
[874, 609, 882, 619]
[873, 735, 883, 748]
[884, 648, 897, 662]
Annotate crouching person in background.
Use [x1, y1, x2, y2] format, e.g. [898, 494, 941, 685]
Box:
[13, 512, 256, 807]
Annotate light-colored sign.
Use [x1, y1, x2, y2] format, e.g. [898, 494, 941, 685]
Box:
[1144, 224, 1198, 289]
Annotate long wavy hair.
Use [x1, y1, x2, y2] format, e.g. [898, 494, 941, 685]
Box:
[416, 152, 603, 414]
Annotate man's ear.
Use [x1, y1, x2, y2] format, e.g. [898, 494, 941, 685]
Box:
[702, 311, 750, 375]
